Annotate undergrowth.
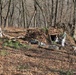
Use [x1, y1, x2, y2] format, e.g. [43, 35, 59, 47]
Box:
[41, 27, 48, 35]
[3, 39, 30, 49]
[60, 70, 74, 75]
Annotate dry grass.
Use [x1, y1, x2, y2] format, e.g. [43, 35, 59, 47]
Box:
[0, 27, 75, 75]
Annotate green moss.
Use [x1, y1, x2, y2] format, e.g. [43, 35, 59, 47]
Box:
[41, 27, 48, 34]
[3, 39, 30, 49]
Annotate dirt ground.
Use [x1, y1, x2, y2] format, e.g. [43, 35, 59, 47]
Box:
[0, 27, 76, 75]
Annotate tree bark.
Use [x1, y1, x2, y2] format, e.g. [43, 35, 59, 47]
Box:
[54, 0, 58, 27]
[22, 0, 25, 28]
[0, 0, 2, 26]
[4, 0, 11, 27]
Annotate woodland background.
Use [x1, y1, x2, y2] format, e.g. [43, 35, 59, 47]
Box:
[0, 0, 76, 35]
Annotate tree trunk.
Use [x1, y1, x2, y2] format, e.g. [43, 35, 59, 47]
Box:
[54, 0, 58, 27]
[0, 0, 2, 26]
[73, 0, 76, 40]
[51, 0, 54, 26]
[4, 0, 11, 27]
[22, 0, 25, 28]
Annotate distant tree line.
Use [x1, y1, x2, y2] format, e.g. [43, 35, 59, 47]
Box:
[0, 0, 76, 35]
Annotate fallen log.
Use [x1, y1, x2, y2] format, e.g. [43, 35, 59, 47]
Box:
[3, 33, 25, 40]
[3, 33, 16, 39]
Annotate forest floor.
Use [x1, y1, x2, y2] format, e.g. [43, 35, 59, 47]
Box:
[0, 27, 76, 75]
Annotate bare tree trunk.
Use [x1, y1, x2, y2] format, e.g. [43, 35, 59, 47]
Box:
[25, 0, 28, 28]
[51, 0, 54, 26]
[54, 0, 58, 27]
[9, 0, 15, 27]
[60, 0, 64, 23]
[4, 0, 11, 27]
[28, 10, 36, 28]
[73, 0, 76, 26]
[34, 0, 37, 28]
[35, 0, 47, 27]
[73, 0, 76, 40]
[22, 0, 25, 28]
[0, 0, 2, 26]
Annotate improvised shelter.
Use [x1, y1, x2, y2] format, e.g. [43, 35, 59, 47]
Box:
[48, 27, 61, 43]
